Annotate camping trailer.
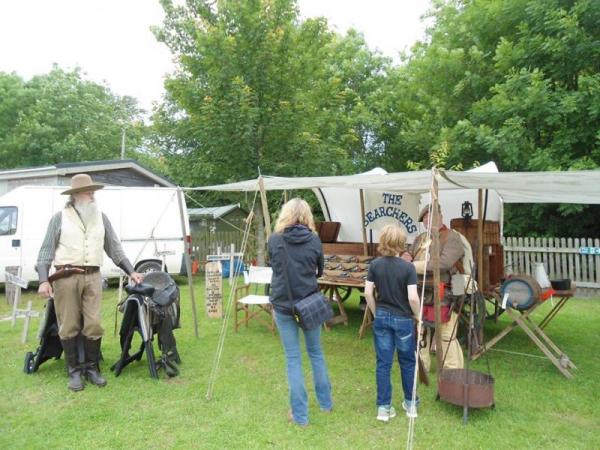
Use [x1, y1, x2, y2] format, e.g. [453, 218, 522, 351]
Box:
[0, 186, 190, 284]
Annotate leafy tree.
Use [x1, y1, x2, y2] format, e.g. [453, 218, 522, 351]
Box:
[151, 0, 389, 187]
[0, 66, 144, 168]
[377, 0, 600, 236]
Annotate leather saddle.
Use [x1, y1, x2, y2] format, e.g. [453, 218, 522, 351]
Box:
[125, 283, 155, 297]
[125, 272, 178, 307]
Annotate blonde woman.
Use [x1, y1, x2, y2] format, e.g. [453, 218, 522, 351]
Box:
[268, 198, 332, 426]
[364, 224, 421, 421]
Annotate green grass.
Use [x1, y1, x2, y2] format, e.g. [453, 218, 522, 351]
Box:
[1, 278, 599, 449]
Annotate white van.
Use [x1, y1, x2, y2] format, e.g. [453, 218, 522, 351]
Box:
[0, 186, 190, 284]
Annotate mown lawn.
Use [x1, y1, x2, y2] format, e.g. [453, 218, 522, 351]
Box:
[1, 277, 598, 450]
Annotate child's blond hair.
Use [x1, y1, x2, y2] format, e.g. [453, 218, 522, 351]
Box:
[377, 224, 406, 256]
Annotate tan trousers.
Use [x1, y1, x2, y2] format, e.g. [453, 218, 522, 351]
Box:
[420, 311, 464, 372]
[53, 271, 103, 340]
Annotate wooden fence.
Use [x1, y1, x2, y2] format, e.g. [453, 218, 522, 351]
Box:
[191, 230, 249, 266]
[503, 237, 600, 296]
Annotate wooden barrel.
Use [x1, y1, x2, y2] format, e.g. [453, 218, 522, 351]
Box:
[500, 275, 542, 310]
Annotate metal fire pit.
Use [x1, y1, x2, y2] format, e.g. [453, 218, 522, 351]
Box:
[438, 368, 495, 408]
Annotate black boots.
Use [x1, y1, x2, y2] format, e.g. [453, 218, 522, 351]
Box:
[61, 336, 107, 390]
[60, 337, 84, 392]
[83, 337, 107, 387]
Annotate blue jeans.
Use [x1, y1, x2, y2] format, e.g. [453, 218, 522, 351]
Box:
[274, 311, 332, 425]
[373, 308, 417, 407]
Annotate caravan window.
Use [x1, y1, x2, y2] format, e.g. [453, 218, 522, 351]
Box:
[0, 206, 17, 236]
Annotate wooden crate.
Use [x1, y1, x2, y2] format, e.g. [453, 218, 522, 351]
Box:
[315, 221, 341, 243]
[488, 244, 504, 287]
[450, 219, 503, 292]
[450, 219, 501, 247]
[322, 242, 378, 256]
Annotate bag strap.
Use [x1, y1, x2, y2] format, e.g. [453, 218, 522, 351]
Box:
[278, 236, 294, 303]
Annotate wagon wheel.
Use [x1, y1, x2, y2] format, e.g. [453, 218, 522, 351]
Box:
[335, 286, 353, 302]
[484, 291, 504, 321]
[457, 291, 487, 355]
[320, 284, 353, 302]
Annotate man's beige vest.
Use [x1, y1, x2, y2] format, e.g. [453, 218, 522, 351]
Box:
[54, 206, 105, 266]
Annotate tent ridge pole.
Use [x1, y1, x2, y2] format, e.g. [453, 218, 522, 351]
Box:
[359, 189, 368, 256]
[431, 168, 444, 375]
[177, 187, 199, 338]
[259, 177, 271, 240]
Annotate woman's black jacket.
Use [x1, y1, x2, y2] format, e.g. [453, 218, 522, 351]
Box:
[268, 225, 324, 315]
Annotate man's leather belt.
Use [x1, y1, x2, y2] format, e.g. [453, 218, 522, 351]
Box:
[48, 265, 99, 283]
[54, 265, 100, 274]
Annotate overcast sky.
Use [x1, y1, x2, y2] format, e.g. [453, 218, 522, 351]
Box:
[0, 0, 432, 112]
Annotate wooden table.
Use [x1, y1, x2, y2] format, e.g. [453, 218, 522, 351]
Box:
[318, 278, 378, 338]
[318, 279, 364, 328]
[472, 287, 577, 378]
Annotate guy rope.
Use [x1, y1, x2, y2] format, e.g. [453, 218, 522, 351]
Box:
[406, 168, 437, 450]
[204, 185, 259, 401]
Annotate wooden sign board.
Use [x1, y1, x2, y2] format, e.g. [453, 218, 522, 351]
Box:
[6, 272, 28, 289]
[205, 261, 223, 318]
[5, 266, 20, 305]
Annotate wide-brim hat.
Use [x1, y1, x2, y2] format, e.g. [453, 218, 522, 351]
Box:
[61, 174, 104, 195]
[418, 203, 441, 222]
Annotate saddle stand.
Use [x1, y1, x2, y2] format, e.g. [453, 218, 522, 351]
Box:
[111, 276, 181, 379]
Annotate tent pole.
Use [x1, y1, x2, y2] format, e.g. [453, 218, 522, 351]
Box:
[477, 189, 484, 291]
[431, 170, 444, 374]
[359, 189, 368, 256]
[177, 188, 199, 338]
[259, 177, 271, 240]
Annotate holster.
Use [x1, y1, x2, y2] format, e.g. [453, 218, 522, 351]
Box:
[48, 266, 86, 283]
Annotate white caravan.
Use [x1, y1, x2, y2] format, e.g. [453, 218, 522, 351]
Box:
[0, 186, 190, 284]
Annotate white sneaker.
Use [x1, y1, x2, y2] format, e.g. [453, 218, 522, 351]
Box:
[402, 400, 418, 418]
[376, 406, 396, 422]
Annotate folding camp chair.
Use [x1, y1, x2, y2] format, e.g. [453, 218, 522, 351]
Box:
[233, 266, 275, 334]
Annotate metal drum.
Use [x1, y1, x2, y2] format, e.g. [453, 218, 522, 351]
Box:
[500, 275, 542, 310]
[438, 368, 495, 409]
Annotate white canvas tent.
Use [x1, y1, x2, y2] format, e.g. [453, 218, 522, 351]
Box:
[187, 165, 600, 317]
[188, 165, 600, 289]
[189, 167, 600, 204]
[188, 166, 600, 237]
[313, 162, 503, 244]
[422, 162, 503, 234]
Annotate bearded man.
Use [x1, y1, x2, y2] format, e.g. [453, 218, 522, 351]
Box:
[36, 174, 144, 391]
[402, 204, 466, 372]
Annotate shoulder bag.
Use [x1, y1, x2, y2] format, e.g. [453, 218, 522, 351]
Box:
[280, 239, 333, 330]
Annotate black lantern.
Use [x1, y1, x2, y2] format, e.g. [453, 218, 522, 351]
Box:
[461, 201, 473, 220]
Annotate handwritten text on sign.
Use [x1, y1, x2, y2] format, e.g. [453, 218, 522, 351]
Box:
[205, 261, 223, 318]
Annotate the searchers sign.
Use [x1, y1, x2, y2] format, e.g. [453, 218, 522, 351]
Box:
[363, 192, 418, 235]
